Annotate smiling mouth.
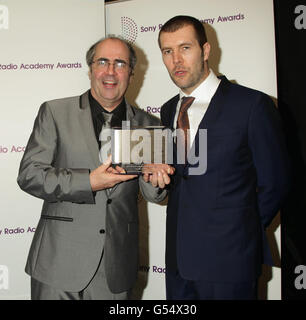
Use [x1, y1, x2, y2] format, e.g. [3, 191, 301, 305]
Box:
[103, 80, 117, 87]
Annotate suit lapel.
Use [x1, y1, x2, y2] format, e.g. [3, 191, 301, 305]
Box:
[198, 76, 228, 129]
[126, 102, 137, 127]
[165, 95, 183, 174]
[167, 95, 179, 130]
[185, 77, 229, 173]
[78, 91, 100, 168]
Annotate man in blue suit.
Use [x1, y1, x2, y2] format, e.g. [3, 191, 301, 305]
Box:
[157, 15, 291, 299]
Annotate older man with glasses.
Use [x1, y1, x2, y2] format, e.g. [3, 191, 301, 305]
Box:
[17, 36, 173, 300]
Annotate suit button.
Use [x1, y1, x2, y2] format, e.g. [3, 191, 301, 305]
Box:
[183, 175, 188, 180]
[107, 199, 112, 204]
[99, 229, 105, 234]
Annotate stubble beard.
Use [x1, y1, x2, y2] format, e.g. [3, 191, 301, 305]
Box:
[170, 57, 205, 92]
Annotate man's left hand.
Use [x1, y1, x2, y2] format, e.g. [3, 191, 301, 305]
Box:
[142, 164, 175, 189]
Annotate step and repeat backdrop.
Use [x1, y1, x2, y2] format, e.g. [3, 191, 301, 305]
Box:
[1, 0, 280, 300]
[106, 0, 280, 300]
[0, 0, 105, 299]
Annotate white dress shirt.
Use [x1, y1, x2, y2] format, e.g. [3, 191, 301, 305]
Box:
[173, 69, 221, 145]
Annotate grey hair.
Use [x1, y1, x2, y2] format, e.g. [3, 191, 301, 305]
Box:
[86, 35, 137, 73]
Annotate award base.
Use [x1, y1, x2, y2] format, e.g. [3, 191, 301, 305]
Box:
[113, 163, 172, 175]
[115, 163, 144, 175]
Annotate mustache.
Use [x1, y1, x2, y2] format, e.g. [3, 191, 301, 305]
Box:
[173, 66, 187, 72]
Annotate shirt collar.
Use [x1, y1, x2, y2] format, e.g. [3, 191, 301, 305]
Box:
[88, 90, 126, 126]
[179, 69, 221, 103]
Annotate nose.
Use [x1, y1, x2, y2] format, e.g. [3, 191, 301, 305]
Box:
[106, 62, 116, 74]
[172, 50, 183, 65]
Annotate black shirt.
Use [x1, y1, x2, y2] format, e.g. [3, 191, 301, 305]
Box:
[88, 90, 127, 147]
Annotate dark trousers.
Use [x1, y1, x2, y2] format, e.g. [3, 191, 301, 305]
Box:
[166, 270, 257, 300]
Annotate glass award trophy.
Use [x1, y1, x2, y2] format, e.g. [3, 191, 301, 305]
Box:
[110, 125, 172, 175]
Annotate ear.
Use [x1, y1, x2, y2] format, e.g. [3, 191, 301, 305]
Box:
[203, 42, 211, 61]
[88, 69, 92, 80]
[128, 72, 134, 84]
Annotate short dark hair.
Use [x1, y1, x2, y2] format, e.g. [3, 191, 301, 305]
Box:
[158, 15, 207, 49]
[86, 35, 137, 72]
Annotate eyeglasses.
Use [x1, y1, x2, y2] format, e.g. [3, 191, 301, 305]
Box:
[91, 58, 129, 72]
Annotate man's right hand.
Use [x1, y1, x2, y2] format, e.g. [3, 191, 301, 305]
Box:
[90, 156, 137, 192]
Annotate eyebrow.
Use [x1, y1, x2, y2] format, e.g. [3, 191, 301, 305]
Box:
[180, 42, 193, 46]
[161, 42, 194, 51]
[96, 57, 128, 63]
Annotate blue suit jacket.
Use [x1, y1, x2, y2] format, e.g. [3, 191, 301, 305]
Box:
[161, 76, 291, 282]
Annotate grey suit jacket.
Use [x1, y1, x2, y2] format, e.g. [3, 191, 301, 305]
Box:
[17, 90, 166, 293]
